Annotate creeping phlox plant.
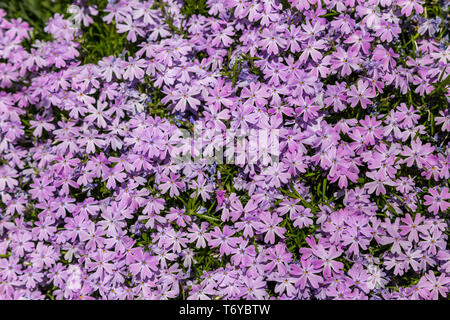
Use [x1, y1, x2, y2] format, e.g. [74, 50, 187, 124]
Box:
[0, 0, 449, 300]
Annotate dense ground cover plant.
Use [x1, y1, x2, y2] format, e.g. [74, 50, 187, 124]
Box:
[0, 0, 448, 300]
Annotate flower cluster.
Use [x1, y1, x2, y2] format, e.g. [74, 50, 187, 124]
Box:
[0, 0, 448, 300]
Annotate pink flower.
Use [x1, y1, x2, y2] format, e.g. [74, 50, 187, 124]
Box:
[330, 47, 360, 77]
[86, 249, 115, 278]
[98, 56, 123, 81]
[401, 138, 435, 169]
[240, 82, 270, 108]
[129, 247, 158, 280]
[211, 26, 234, 47]
[255, 212, 285, 244]
[259, 26, 287, 56]
[375, 21, 401, 43]
[263, 163, 290, 188]
[0, 166, 18, 191]
[116, 17, 145, 42]
[123, 57, 146, 81]
[172, 83, 201, 112]
[29, 176, 56, 201]
[29, 115, 55, 137]
[399, 214, 427, 243]
[398, 0, 424, 17]
[418, 270, 450, 299]
[216, 190, 226, 207]
[208, 226, 239, 256]
[435, 110, 450, 131]
[159, 172, 185, 197]
[347, 79, 376, 109]
[380, 219, 410, 255]
[424, 187, 450, 215]
[365, 170, 396, 195]
[290, 258, 323, 290]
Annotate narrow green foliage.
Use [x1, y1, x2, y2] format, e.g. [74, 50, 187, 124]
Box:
[0, 0, 71, 36]
[180, 0, 209, 20]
